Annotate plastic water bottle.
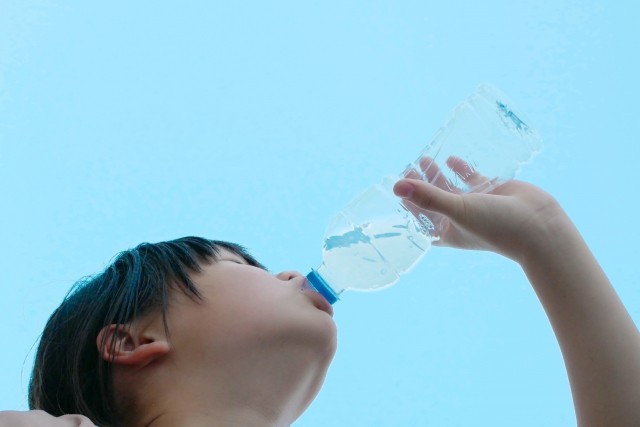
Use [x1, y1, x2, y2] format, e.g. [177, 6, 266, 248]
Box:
[306, 84, 543, 304]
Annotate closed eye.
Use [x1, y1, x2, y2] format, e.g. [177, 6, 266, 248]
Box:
[218, 254, 270, 272]
[220, 258, 246, 265]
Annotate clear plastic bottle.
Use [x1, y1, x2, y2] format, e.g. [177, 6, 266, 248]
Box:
[307, 84, 543, 304]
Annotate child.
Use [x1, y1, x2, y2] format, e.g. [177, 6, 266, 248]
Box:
[2, 167, 639, 426]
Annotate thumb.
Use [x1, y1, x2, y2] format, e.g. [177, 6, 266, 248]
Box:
[393, 178, 463, 219]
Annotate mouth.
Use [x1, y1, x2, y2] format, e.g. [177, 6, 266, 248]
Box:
[306, 290, 335, 316]
[301, 280, 334, 317]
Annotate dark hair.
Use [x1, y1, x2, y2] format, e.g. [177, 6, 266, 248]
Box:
[28, 236, 264, 427]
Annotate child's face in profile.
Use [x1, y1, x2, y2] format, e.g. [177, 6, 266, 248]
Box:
[151, 248, 337, 414]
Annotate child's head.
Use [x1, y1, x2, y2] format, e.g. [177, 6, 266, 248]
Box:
[29, 237, 337, 426]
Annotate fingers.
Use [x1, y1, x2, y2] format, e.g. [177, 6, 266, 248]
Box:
[402, 165, 422, 180]
[445, 156, 491, 188]
[418, 157, 451, 191]
[401, 160, 449, 218]
[393, 178, 463, 219]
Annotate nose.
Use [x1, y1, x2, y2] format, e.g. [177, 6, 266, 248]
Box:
[276, 270, 304, 281]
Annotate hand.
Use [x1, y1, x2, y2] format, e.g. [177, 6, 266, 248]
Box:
[394, 157, 567, 263]
[398, 157, 640, 427]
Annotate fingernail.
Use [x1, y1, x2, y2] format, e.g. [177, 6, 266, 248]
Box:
[394, 181, 415, 198]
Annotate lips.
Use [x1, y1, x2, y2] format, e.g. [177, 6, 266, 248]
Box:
[300, 279, 334, 317]
[304, 289, 335, 317]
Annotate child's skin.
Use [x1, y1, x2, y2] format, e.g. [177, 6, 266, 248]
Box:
[98, 254, 337, 427]
[76, 166, 640, 426]
[394, 170, 640, 427]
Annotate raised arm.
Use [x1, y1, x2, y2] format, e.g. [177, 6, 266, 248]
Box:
[393, 176, 640, 427]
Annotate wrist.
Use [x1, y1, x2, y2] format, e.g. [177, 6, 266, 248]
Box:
[517, 208, 580, 271]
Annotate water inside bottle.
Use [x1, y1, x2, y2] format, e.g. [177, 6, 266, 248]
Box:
[312, 85, 542, 300]
[318, 194, 433, 292]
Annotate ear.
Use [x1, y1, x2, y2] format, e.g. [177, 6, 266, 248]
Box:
[97, 324, 171, 368]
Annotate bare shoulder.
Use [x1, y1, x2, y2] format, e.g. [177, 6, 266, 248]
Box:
[0, 410, 97, 427]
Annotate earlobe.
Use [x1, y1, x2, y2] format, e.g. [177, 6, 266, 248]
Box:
[97, 324, 171, 368]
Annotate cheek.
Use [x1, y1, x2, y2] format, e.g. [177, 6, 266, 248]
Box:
[190, 286, 293, 344]
[169, 278, 336, 362]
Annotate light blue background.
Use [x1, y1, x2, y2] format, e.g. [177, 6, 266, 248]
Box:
[1, 1, 638, 426]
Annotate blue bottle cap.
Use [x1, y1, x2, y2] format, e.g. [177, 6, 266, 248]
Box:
[306, 269, 339, 305]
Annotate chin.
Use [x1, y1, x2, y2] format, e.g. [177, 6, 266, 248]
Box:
[306, 313, 338, 362]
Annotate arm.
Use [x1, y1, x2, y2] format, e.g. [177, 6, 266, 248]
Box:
[394, 177, 640, 427]
[0, 410, 96, 426]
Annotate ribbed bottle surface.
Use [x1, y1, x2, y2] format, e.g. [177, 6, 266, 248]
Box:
[307, 84, 543, 303]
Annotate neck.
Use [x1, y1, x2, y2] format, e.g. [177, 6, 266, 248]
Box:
[135, 360, 319, 427]
[127, 337, 334, 427]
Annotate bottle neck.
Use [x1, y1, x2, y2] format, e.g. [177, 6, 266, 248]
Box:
[306, 267, 341, 305]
